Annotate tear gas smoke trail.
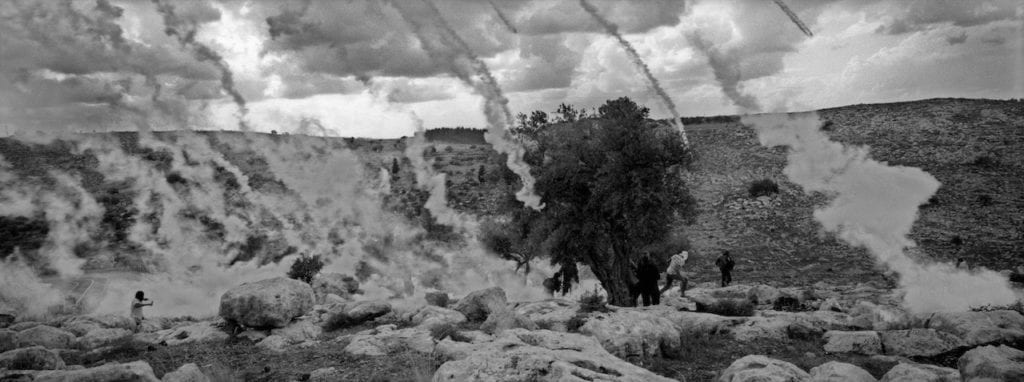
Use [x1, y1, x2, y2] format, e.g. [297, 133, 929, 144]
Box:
[487, 0, 518, 34]
[403, 115, 478, 232]
[770, 0, 813, 37]
[579, 0, 690, 147]
[688, 33, 762, 113]
[152, 0, 250, 130]
[391, 0, 544, 210]
[743, 113, 1017, 313]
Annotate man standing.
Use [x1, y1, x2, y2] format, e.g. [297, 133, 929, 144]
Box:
[715, 251, 735, 287]
[131, 291, 154, 331]
[636, 252, 661, 306]
[660, 250, 689, 298]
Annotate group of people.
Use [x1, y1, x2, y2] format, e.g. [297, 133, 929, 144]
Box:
[630, 250, 735, 306]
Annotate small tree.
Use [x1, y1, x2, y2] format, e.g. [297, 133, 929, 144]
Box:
[529, 110, 549, 129]
[287, 255, 324, 284]
[555, 103, 579, 123]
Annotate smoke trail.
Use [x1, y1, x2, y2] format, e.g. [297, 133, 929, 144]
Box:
[744, 113, 1017, 313]
[687, 33, 762, 113]
[770, 0, 813, 38]
[403, 114, 478, 232]
[151, 0, 250, 130]
[487, 0, 518, 34]
[579, 0, 690, 147]
[390, 0, 544, 210]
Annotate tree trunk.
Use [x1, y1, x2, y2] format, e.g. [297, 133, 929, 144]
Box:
[586, 251, 637, 307]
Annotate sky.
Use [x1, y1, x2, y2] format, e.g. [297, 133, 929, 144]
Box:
[0, 0, 1021, 138]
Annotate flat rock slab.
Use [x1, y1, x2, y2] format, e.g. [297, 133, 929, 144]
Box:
[878, 329, 964, 357]
[718, 355, 811, 382]
[823, 331, 882, 355]
[879, 362, 958, 382]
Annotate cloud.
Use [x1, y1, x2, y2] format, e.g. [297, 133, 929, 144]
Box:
[945, 30, 968, 45]
[874, 0, 1020, 35]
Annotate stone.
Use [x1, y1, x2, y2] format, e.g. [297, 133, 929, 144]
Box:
[323, 301, 391, 329]
[406, 306, 466, 330]
[957, 345, 1024, 382]
[156, 322, 228, 346]
[878, 363, 958, 382]
[717, 355, 810, 382]
[425, 292, 450, 307]
[819, 298, 845, 313]
[0, 346, 65, 370]
[452, 287, 507, 322]
[218, 277, 315, 329]
[78, 328, 132, 350]
[849, 302, 912, 331]
[161, 363, 209, 382]
[0, 329, 16, 353]
[237, 330, 268, 342]
[256, 335, 290, 353]
[7, 322, 41, 332]
[308, 367, 337, 382]
[823, 331, 882, 355]
[808, 361, 876, 382]
[747, 285, 783, 305]
[271, 319, 322, 343]
[15, 325, 75, 349]
[878, 329, 964, 357]
[432, 329, 675, 382]
[513, 300, 577, 332]
[60, 318, 104, 337]
[311, 273, 359, 303]
[925, 310, 1024, 346]
[31, 360, 160, 382]
[579, 308, 681, 360]
[731, 317, 790, 342]
[665, 311, 746, 335]
[343, 325, 435, 356]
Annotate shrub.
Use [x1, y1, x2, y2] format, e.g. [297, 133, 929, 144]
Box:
[820, 120, 835, 131]
[428, 323, 471, 342]
[748, 179, 780, 198]
[970, 155, 998, 168]
[772, 296, 804, 312]
[578, 290, 611, 313]
[566, 312, 589, 333]
[696, 299, 755, 317]
[287, 255, 324, 284]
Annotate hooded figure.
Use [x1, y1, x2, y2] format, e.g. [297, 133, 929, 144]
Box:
[635, 252, 661, 306]
[660, 250, 689, 297]
[715, 251, 735, 287]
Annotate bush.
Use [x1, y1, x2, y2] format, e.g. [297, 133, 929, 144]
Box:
[566, 312, 589, 333]
[578, 290, 611, 313]
[748, 179, 780, 198]
[970, 155, 998, 168]
[428, 323, 471, 342]
[772, 296, 804, 312]
[696, 299, 755, 317]
[287, 256, 324, 284]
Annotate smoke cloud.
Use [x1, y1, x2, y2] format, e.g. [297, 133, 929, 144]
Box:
[743, 112, 1017, 313]
[579, 0, 689, 147]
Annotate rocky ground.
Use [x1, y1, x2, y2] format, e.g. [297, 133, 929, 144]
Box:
[3, 275, 1023, 381]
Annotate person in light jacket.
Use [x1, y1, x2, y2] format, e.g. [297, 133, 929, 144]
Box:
[660, 250, 690, 297]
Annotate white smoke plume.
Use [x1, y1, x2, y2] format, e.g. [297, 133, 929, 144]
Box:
[402, 114, 478, 233]
[744, 113, 1017, 313]
[390, 0, 544, 211]
[487, 0, 518, 34]
[771, 0, 814, 37]
[579, 0, 690, 147]
[0, 257, 65, 319]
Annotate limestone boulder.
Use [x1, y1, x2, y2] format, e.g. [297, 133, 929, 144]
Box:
[957, 345, 1024, 382]
[808, 361, 876, 382]
[31, 360, 159, 382]
[432, 329, 675, 382]
[878, 329, 964, 357]
[15, 325, 75, 349]
[664, 311, 746, 334]
[823, 331, 882, 355]
[0, 346, 65, 370]
[341, 325, 435, 356]
[323, 300, 391, 329]
[513, 300, 577, 332]
[452, 287, 507, 322]
[405, 306, 466, 330]
[717, 355, 810, 382]
[879, 363, 958, 382]
[925, 310, 1024, 346]
[218, 277, 315, 329]
[161, 363, 208, 382]
[731, 317, 791, 342]
[579, 308, 681, 359]
[271, 319, 322, 343]
[77, 328, 133, 350]
[156, 322, 228, 346]
[311, 273, 359, 303]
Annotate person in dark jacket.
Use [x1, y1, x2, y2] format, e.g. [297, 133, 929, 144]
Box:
[636, 252, 661, 306]
[714, 251, 735, 287]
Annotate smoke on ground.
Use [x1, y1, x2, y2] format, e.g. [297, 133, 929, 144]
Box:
[743, 112, 1017, 313]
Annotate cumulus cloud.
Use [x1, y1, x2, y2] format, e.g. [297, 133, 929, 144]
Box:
[874, 0, 1020, 35]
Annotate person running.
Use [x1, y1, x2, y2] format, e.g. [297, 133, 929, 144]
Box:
[131, 291, 154, 330]
[715, 251, 735, 287]
[636, 252, 661, 306]
[660, 250, 690, 298]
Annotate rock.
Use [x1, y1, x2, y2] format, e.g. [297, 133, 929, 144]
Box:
[78, 328, 133, 350]
[7, 322, 41, 332]
[311, 273, 359, 303]
[156, 322, 228, 346]
[0, 330, 16, 353]
[88, 315, 136, 331]
[60, 318, 104, 337]
[957, 345, 1024, 382]
[878, 329, 964, 357]
[666, 311, 746, 334]
[808, 361, 876, 382]
[0, 346, 65, 370]
[271, 319, 322, 343]
[425, 292, 450, 307]
[323, 294, 347, 306]
[161, 363, 209, 382]
[819, 298, 845, 313]
[879, 363, 958, 382]
[218, 277, 315, 328]
[256, 335, 290, 353]
[323, 300, 391, 329]
[406, 306, 466, 330]
[579, 308, 681, 360]
[432, 329, 675, 382]
[748, 285, 783, 305]
[452, 287, 507, 322]
[731, 317, 790, 342]
[31, 360, 160, 382]
[514, 300, 577, 332]
[823, 331, 882, 355]
[717, 355, 810, 382]
[343, 325, 435, 356]
[480, 309, 537, 334]
[131, 333, 162, 347]
[308, 367, 337, 382]
[15, 325, 75, 349]
[237, 330, 268, 342]
[925, 310, 1024, 346]
[849, 302, 911, 331]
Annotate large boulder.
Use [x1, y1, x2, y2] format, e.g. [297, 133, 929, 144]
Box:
[155, 322, 228, 346]
[879, 363, 958, 382]
[957, 345, 1024, 382]
[404, 306, 466, 330]
[878, 329, 964, 357]
[513, 300, 578, 332]
[925, 310, 1024, 346]
[0, 330, 16, 353]
[323, 301, 392, 329]
[341, 325, 435, 356]
[432, 329, 675, 382]
[0, 346, 65, 370]
[218, 277, 315, 328]
[579, 308, 682, 360]
[78, 328, 133, 350]
[311, 273, 360, 303]
[823, 331, 882, 355]
[717, 355, 810, 382]
[161, 363, 209, 382]
[808, 361, 876, 382]
[452, 287, 507, 322]
[31, 360, 159, 382]
[15, 325, 75, 349]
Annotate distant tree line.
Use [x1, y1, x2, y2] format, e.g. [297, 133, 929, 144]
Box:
[423, 127, 487, 144]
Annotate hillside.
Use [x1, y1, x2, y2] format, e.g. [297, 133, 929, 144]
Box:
[1, 98, 1021, 288]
